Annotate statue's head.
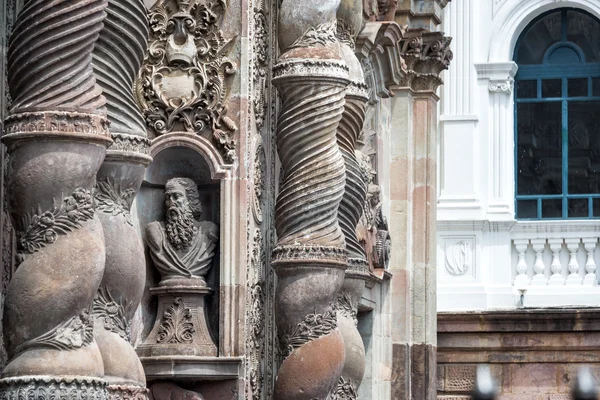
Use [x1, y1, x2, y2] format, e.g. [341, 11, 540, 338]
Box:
[164, 177, 202, 250]
[165, 177, 203, 220]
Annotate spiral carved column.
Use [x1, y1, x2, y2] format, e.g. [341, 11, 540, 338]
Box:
[0, 0, 111, 398]
[330, 3, 370, 396]
[272, 2, 350, 398]
[91, 1, 151, 399]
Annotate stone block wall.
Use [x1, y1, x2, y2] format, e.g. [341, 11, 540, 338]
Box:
[438, 309, 600, 399]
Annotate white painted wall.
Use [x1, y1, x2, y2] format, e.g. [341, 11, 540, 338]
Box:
[437, 0, 600, 311]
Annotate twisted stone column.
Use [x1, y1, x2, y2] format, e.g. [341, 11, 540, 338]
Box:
[0, 0, 111, 397]
[272, 1, 350, 398]
[91, 1, 151, 399]
[331, 3, 370, 396]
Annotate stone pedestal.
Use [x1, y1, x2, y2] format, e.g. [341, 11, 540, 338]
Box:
[139, 282, 217, 357]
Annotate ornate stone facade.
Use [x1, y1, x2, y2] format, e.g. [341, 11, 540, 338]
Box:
[0, 0, 451, 399]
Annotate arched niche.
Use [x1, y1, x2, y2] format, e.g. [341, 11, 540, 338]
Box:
[135, 133, 234, 352]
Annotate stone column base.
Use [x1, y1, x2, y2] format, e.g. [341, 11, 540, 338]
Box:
[0, 376, 107, 400]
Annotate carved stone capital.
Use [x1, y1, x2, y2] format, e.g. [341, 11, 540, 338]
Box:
[399, 29, 453, 92]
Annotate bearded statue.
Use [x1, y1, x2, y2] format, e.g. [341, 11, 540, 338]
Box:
[146, 177, 219, 286]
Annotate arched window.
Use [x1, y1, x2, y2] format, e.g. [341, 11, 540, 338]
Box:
[514, 9, 600, 219]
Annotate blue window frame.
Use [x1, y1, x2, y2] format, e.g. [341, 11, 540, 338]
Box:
[514, 9, 600, 219]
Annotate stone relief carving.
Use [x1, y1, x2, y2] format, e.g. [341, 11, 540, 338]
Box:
[252, 140, 266, 223]
[93, 286, 131, 342]
[149, 382, 204, 400]
[445, 241, 471, 276]
[94, 178, 137, 226]
[280, 309, 338, 358]
[156, 297, 195, 344]
[288, 21, 338, 49]
[0, 377, 107, 400]
[328, 376, 359, 400]
[139, 177, 218, 357]
[253, 3, 269, 131]
[14, 309, 94, 354]
[136, 0, 238, 163]
[17, 188, 94, 257]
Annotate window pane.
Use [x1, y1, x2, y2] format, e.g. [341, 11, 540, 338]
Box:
[517, 102, 563, 195]
[568, 78, 588, 97]
[542, 79, 562, 97]
[593, 77, 600, 96]
[542, 199, 563, 218]
[517, 80, 537, 99]
[568, 198, 588, 217]
[568, 101, 600, 194]
[517, 199, 538, 219]
[594, 198, 600, 217]
[516, 11, 562, 64]
[567, 10, 600, 63]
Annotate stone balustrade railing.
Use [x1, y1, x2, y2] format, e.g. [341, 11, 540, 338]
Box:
[512, 235, 599, 287]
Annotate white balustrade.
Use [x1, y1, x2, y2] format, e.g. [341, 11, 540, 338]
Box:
[511, 235, 599, 288]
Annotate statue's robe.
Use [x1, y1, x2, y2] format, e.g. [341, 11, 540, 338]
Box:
[146, 221, 219, 279]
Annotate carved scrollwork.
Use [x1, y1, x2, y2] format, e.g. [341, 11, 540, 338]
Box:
[252, 141, 266, 223]
[92, 286, 131, 342]
[253, 7, 268, 131]
[17, 188, 94, 256]
[14, 309, 94, 354]
[156, 297, 195, 344]
[137, 0, 238, 163]
[94, 177, 136, 226]
[280, 309, 337, 358]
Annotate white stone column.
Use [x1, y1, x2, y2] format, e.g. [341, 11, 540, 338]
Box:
[513, 239, 530, 288]
[474, 62, 518, 220]
[530, 239, 547, 285]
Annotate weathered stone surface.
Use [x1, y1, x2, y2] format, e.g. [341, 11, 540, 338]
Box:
[1, 0, 112, 396]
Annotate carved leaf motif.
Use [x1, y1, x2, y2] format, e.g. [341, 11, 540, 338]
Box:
[92, 286, 131, 342]
[18, 188, 94, 256]
[288, 21, 337, 49]
[94, 177, 136, 225]
[14, 309, 94, 354]
[280, 309, 337, 358]
[328, 376, 358, 400]
[157, 297, 195, 344]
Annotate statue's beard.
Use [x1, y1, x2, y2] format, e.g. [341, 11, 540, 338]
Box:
[166, 205, 195, 250]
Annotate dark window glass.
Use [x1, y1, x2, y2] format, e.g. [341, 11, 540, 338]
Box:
[568, 101, 600, 194]
[593, 77, 600, 96]
[517, 11, 562, 64]
[568, 78, 589, 97]
[542, 199, 563, 218]
[567, 10, 600, 63]
[517, 102, 563, 195]
[542, 79, 562, 97]
[517, 80, 537, 98]
[594, 198, 600, 217]
[568, 198, 589, 217]
[517, 200, 538, 219]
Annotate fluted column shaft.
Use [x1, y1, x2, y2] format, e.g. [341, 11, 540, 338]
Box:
[91, 1, 151, 399]
[0, 0, 111, 398]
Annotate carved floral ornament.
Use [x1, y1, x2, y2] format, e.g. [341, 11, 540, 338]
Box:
[136, 0, 238, 163]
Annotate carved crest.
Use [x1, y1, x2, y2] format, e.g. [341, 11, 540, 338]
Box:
[445, 241, 471, 276]
[137, 0, 238, 163]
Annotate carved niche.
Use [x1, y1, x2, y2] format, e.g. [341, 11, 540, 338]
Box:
[136, 0, 238, 163]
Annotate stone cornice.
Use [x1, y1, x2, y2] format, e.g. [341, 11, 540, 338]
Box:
[356, 21, 406, 98]
[398, 29, 453, 92]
